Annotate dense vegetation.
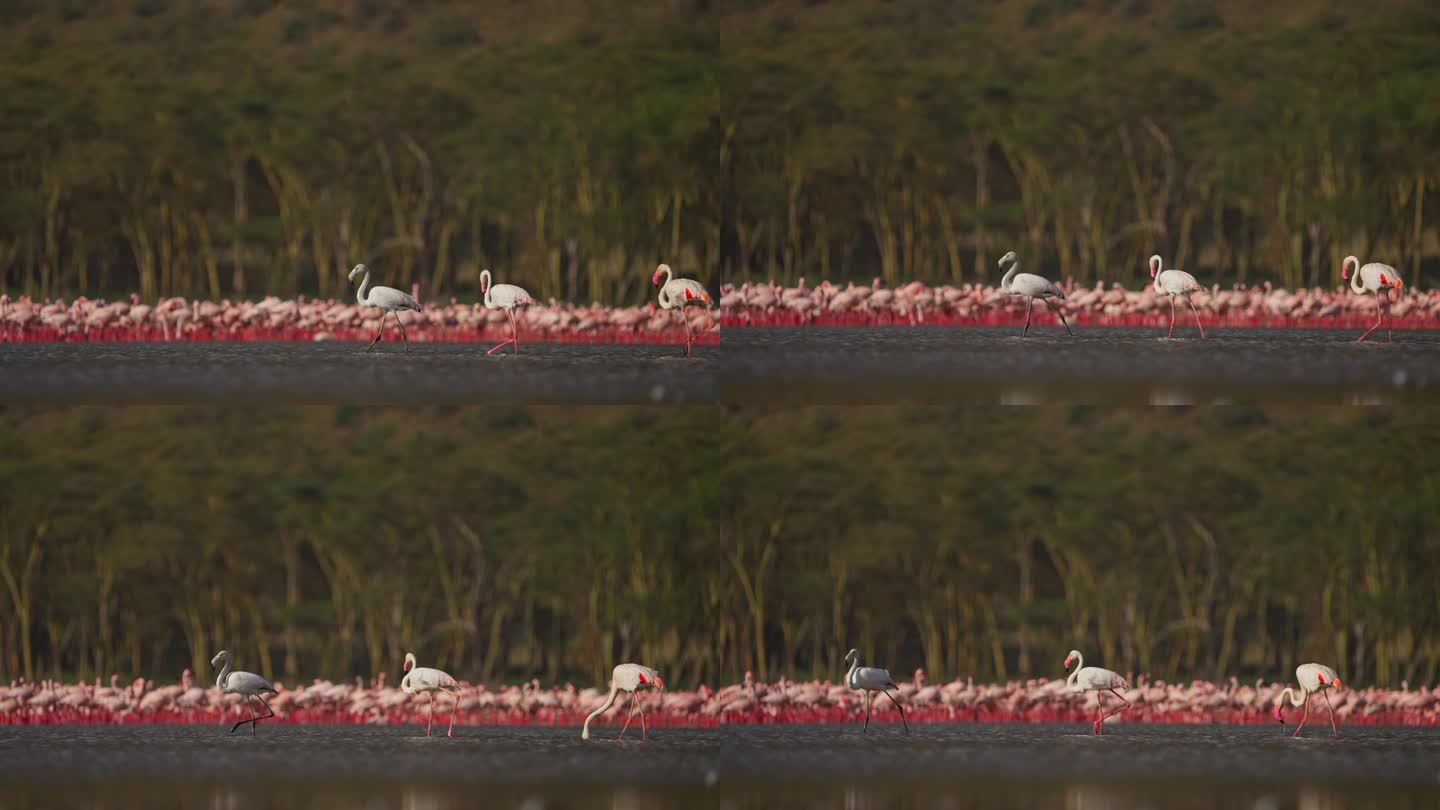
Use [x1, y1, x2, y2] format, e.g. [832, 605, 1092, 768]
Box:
[3, 405, 1437, 688]
[1, 1, 1436, 302]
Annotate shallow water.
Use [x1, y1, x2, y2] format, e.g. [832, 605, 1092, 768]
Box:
[723, 327, 1440, 403]
[0, 343, 717, 404]
[4, 725, 1439, 810]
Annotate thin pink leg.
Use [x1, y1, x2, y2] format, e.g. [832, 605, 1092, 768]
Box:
[366, 314, 387, 352]
[1292, 692, 1312, 737]
[618, 693, 636, 739]
[1385, 292, 1393, 343]
[1187, 296, 1206, 339]
[448, 691, 457, 738]
[1093, 691, 1104, 735]
[1023, 298, 1034, 337]
[1323, 690, 1338, 736]
[427, 692, 434, 736]
[639, 691, 649, 741]
[682, 310, 693, 358]
[1355, 295, 1383, 342]
[1168, 297, 1176, 338]
[510, 309, 520, 354]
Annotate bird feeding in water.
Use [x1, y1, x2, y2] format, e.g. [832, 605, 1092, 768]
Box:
[582, 663, 664, 741]
[843, 648, 910, 735]
[1273, 663, 1342, 738]
[211, 650, 277, 735]
[999, 251, 1073, 337]
[349, 264, 421, 352]
[479, 268, 535, 356]
[400, 652, 462, 737]
[652, 263, 713, 358]
[1342, 255, 1404, 343]
[1149, 255, 1207, 339]
[1064, 649, 1130, 735]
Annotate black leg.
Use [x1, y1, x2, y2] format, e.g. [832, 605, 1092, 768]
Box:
[884, 689, 910, 735]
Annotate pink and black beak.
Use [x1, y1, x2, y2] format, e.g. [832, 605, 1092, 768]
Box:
[651, 270, 665, 287]
[1274, 708, 1285, 728]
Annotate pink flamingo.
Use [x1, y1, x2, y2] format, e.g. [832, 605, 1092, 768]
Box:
[1273, 663, 1342, 738]
[1064, 649, 1130, 735]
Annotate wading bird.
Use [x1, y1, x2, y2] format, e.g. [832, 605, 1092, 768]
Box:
[999, 251, 1073, 337]
[844, 648, 910, 735]
[1273, 663, 1342, 738]
[479, 269, 534, 356]
[349, 264, 420, 352]
[1149, 255, 1207, 339]
[652, 263, 713, 358]
[582, 663, 665, 741]
[400, 652, 462, 738]
[211, 650, 277, 735]
[1064, 650, 1129, 735]
[1343, 256, 1404, 343]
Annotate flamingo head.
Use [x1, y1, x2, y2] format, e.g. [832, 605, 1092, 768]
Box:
[653, 675, 665, 690]
[1064, 650, 1081, 670]
[210, 650, 228, 668]
[652, 264, 671, 287]
[998, 251, 1017, 268]
[1149, 255, 1162, 279]
[844, 648, 859, 664]
[348, 264, 366, 282]
[1341, 256, 1358, 281]
[403, 652, 416, 673]
[1272, 707, 1286, 725]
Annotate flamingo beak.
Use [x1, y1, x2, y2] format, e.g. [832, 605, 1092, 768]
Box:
[1273, 710, 1285, 725]
[1064, 659, 1072, 670]
[1393, 280, 1403, 289]
[1332, 679, 1342, 689]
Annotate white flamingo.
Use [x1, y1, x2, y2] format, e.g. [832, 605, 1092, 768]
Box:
[1149, 255, 1206, 339]
[480, 269, 534, 356]
[999, 251, 1073, 337]
[348, 264, 420, 352]
[652, 263, 713, 358]
[581, 663, 664, 741]
[1273, 662, 1342, 738]
[844, 648, 909, 735]
[1342, 255, 1404, 343]
[1064, 649, 1130, 735]
[401, 652, 462, 738]
[211, 650, 277, 735]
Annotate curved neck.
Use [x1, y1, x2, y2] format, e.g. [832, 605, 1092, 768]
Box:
[845, 656, 860, 687]
[1000, 260, 1019, 291]
[1349, 262, 1365, 294]
[1067, 653, 1084, 687]
[582, 684, 619, 739]
[355, 269, 371, 306]
[1279, 686, 1304, 708]
[659, 266, 674, 288]
[1151, 256, 1163, 279]
[215, 655, 231, 690]
[481, 270, 492, 304]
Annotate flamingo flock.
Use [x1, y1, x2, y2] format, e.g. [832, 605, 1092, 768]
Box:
[0, 265, 717, 351]
[6, 667, 1437, 732]
[720, 256, 1430, 339]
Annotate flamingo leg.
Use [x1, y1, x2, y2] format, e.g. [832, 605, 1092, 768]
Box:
[863, 691, 872, 732]
[427, 691, 435, 736]
[1168, 296, 1177, 338]
[253, 693, 275, 733]
[1292, 692, 1312, 738]
[231, 695, 257, 734]
[883, 689, 910, 736]
[448, 691, 457, 738]
[1323, 690, 1339, 737]
[639, 690, 649, 742]
[681, 309, 693, 358]
[509, 309, 520, 355]
[366, 313, 387, 352]
[1093, 691, 1105, 735]
[618, 692, 637, 740]
[395, 312, 410, 352]
[1384, 291, 1393, 343]
[1023, 298, 1035, 337]
[1050, 299, 1074, 336]
[1101, 688, 1131, 724]
[1186, 296, 1207, 339]
[1355, 294, 1384, 343]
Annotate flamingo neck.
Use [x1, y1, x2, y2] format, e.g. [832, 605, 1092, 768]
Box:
[1000, 260, 1019, 292]
[845, 656, 861, 689]
[1279, 686, 1304, 708]
[480, 270, 492, 307]
[355, 269, 371, 307]
[1067, 653, 1084, 688]
[215, 655, 231, 691]
[1150, 256, 1163, 281]
[581, 684, 619, 739]
[1349, 260, 1366, 294]
[657, 267, 675, 307]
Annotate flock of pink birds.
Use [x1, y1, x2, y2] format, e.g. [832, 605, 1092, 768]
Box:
[718, 279, 1440, 332]
[0, 293, 718, 348]
[6, 669, 1438, 730]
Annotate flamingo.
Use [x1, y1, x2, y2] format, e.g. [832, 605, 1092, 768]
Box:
[1273, 663, 1342, 738]
[348, 264, 420, 352]
[843, 648, 909, 735]
[1342, 255, 1404, 343]
[999, 251, 1073, 337]
[1064, 649, 1130, 735]
[581, 663, 664, 741]
[400, 652, 462, 737]
[479, 269, 534, 356]
[1149, 255, 1207, 339]
[652, 263, 713, 358]
[211, 650, 277, 735]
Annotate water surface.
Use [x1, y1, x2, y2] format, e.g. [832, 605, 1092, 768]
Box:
[0, 343, 716, 404]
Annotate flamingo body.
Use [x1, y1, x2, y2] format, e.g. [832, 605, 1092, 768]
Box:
[211, 650, 277, 735]
[349, 264, 419, 352]
[480, 269, 533, 355]
[999, 251, 1072, 337]
[652, 264, 713, 357]
[1064, 649, 1130, 735]
[1343, 256, 1403, 342]
[844, 648, 910, 734]
[401, 652, 461, 737]
[1149, 256, 1207, 338]
[1274, 662, 1342, 737]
